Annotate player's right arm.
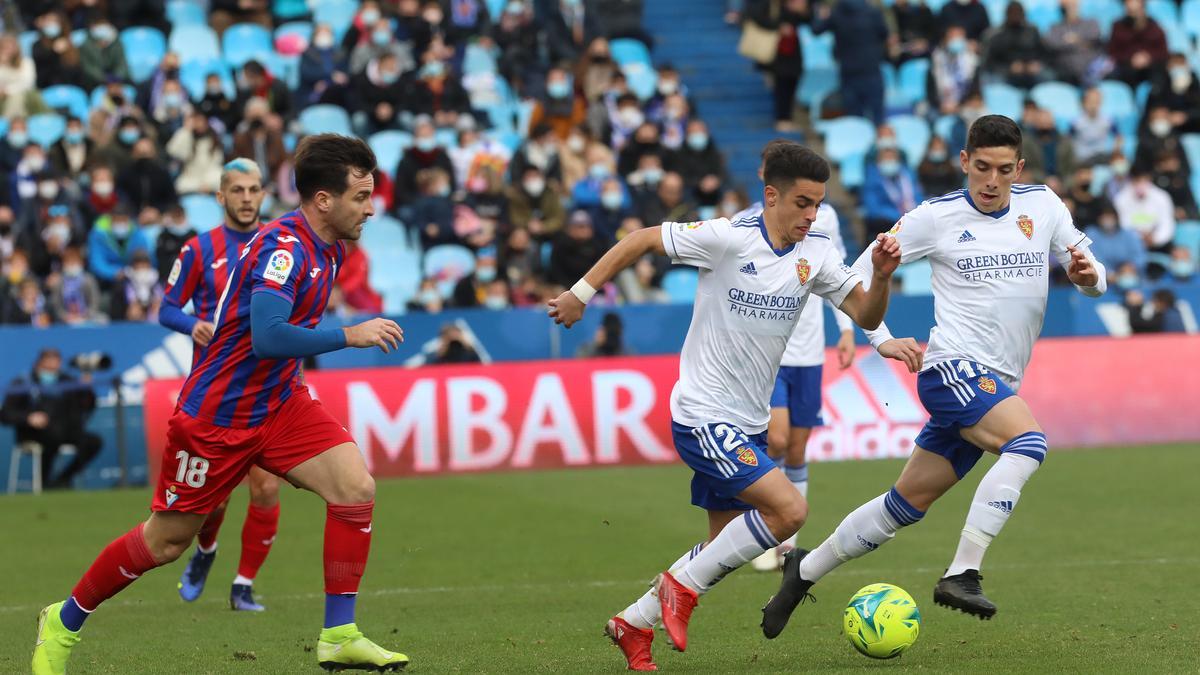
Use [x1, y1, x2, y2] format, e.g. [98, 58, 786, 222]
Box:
[550, 218, 732, 327]
[158, 238, 214, 345]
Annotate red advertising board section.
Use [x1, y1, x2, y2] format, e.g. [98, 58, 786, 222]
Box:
[143, 335, 1200, 480]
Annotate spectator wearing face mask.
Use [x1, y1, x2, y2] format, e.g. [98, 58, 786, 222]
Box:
[510, 123, 564, 188]
[150, 78, 192, 140]
[353, 53, 408, 135]
[408, 167, 456, 248]
[529, 67, 588, 141]
[87, 202, 151, 289]
[1146, 54, 1200, 134]
[479, 279, 512, 310]
[167, 112, 226, 195]
[917, 136, 962, 197]
[2, 277, 51, 326]
[81, 165, 120, 228]
[558, 126, 594, 190]
[93, 116, 148, 175]
[863, 146, 925, 238]
[300, 23, 352, 108]
[118, 139, 178, 214]
[1134, 104, 1187, 172]
[235, 60, 295, 122]
[79, 17, 129, 91]
[617, 122, 663, 178]
[453, 252, 501, 308]
[0, 33, 39, 119]
[31, 11, 84, 89]
[406, 58, 473, 129]
[585, 176, 632, 245]
[927, 25, 981, 116]
[117, 249, 163, 321]
[1046, 0, 1104, 86]
[982, 2, 1046, 89]
[668, 120, 727, 192]
[609, 93, 645, 151]
[1066, 164, 1112, 229]
[626, 153, 665, 210]
[1152, 152, 1198, 220]
[507, 165, 566, 240]
[18, 172, 82, 241]
[394, 116, 457, 208]
[46, 245, 103, 325]
[548, 210, 604, 288]
[50, 117, 91, 178]
[22, 205, 78, 279]
[10, 142, 49, 211]
[407, 277, 445, 313]
[350, 16, 416, 76]
[232, 97, 287, 185]
[637, 171, 694, 231]
[1114, 163, 1176, 256]
[1086, 206, 1146, 285]
[0, 117, 30, 174]
[154, 204, 195, 282]
[571, 142, 620, 208]
[197, 73, 237, 132]
[1125, 288, 1185, 333]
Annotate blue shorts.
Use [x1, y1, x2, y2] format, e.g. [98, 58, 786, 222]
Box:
[769, 365, 824, 428]
[671, 421, 775, 512]
[915, 360, 1016, 479]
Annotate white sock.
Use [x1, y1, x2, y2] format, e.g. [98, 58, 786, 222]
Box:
[197, 541, 217, 554]
[946, 436, 1044, 576]
[621, 542, 703, 629]
[799, 488, 924, 583]
[677, 511, 777, 594]
[783, 463, 809, 547]
[233, 574, 254, 586]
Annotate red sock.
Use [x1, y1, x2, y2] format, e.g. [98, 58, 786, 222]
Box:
[237, 503, 280, 580]
[71, 523, 159, 611]
[324, 502, 374, 594]
[196, 506, 226, 551]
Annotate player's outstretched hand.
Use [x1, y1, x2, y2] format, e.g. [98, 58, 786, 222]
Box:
[870, 233, 901, 277]
[548, 290, 586, 328]
[344, 317, 405, 353]
[1065, 245, 1099, 288]
[836, 330, 856, 370]
[191, 320, 216, 347]
[878, 337, 924, 373]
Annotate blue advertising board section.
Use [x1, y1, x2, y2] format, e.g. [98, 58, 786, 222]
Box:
[0, 282, 1195, 491]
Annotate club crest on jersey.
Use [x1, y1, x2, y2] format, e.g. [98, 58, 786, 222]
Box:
[887, 220, 902, 235]
[165, 486, 178, 508]
[978, 376, 997, 395]
[167, 259, 181, 286]
[684, 221, 706, 230]
[736, 447, 759, 466]
[263, 250, 294, 284]
[796, 258, 811, 284]
[1017, 214, 1034, 239]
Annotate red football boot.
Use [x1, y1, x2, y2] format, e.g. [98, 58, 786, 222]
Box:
[656, 571, 699, 652]
[605, 616, 657, 671]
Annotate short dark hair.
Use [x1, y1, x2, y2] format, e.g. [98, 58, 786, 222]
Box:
[762, 142, 830, 189]
[293, 134, 377, 201]
[966, 115, 1023, 157]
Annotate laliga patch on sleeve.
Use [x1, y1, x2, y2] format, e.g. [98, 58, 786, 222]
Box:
[167, 259, 182, 286]
[263, 250, 294, 284]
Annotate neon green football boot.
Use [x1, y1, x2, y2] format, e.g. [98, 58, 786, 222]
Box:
[32, 602, 80, 675]
[317, 624, 409, 672]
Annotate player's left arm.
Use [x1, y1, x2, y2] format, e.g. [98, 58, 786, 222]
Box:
[823, 234, 900, 331]
[1050, 198, 1107, 297]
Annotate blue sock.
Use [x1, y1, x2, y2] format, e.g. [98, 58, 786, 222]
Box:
[324, 593, 357, 629]
[59, 597, 89, 632]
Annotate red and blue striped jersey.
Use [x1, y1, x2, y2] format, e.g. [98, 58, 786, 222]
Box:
[177, 211, 344, 428]
[163, 224, 261, 323]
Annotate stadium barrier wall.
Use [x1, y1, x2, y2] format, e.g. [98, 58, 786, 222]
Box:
[139, 335, 1200, 482]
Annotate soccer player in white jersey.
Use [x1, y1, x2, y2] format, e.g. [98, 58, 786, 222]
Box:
[761, 115, 1107, 638]
[549, 143, 902, 671]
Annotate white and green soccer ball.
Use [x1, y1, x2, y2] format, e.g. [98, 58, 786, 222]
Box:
[843, 583, 921, 659]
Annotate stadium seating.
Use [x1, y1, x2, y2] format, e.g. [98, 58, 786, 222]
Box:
[799, 26, 834, 71]
[1182, 0, 1200, 39]
[982, 82, 1023, 122]
[1180, 134, 1200, 172]
[462, 44, 497, 75]
[623, 63, 658, 101]
[179, 58, 235, 101]
[662, 268, 699, 303]
[896, 258, 933, 295]
[610, 39, 652, 68]
[894, 59, 930, 110]
[275, 21, 314, 50]
[40, 85, 89, 121]
[1026, 2, 1062, 33]
[424, 244, 477, 297]
[222, 23, 275, 67]
[120, 27, 167, 83]
[167, 0, 207, 26]
[1099, 79, 1138, 137]
[369, 131, 413, 177]
[1176, 221, 1200, 258]
[1082, 0, 1123, 38]
[27, 113, 66, 148]
[180, 194, 224, 231]
[933, 114, 959, 142]
[887, 114, 932, 168]
[1031, 81, 1082, 132]
[820, 116, 877, 164]
[168, 24, 221, 62]
[361, 216, 422, 314]
[313, 0, 359, 42]
[18, 30, 36, 57]
[299, 105, 353, 136]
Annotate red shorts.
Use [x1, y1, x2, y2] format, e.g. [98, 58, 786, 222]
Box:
[152, 390, 354, 513]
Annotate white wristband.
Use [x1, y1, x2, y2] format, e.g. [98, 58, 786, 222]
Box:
[570, 279, 597, 304]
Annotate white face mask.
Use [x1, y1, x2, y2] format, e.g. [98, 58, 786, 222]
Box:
[93, 181, 114, 197]
[1150, 119, 1172, 138]
[617, 107, 644, 128]
[38, 182, 59, 200]
[523, 178, 545, 196]
[567, 135, 586, 153]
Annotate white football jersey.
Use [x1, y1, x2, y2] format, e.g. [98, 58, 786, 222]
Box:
[738, 203, 855, 367]
[662, 215, 861, 433]
[856, 185, 1100, 390]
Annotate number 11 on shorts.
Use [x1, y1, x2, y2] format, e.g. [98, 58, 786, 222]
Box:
[174, 450, 210, 488]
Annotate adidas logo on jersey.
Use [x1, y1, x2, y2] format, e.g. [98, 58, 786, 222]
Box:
[987, 500, 1014, 513]
[739, 262, 757, 276]
[957, 230, 976, 243]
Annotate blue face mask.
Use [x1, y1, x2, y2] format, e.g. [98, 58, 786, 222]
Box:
[879, 159, 901, 177]
[641, 167, 663, 184]
[415, 136, 437, 152]
[418, 289, 440, 305]
[422, 61, 446, 78]
[1170, 260, 1195, 278]
[163, 92, 183, 108]
[36, 370, 57, 385]
[547, 80, 571, 99]
[686, 132, 708, 151]
[947, 38, 966, 55]
[601, 191, 623, 210]
[373, 29, 392, 46]
[476, 266, 497, 282]
[42, 23, 61, 39]
[483, 295, 507, 309]
[92, 24, 116, 43]
[119, 128, 140, 145]
[697, 206, 717, 220]
[380, 70, 400, 85]
[928, 150, 947, 162]
[1116, 274, 1139, 289]
[589, 163, 610, 179]
[65, 129, 85, 144]
[9, 131, 27, 148]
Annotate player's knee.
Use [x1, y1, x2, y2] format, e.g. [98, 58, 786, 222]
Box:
[767, 430, 788, 455]
[250, 476, 280, 507]
[335, 472, 375, 504]
[768, 492, 808, 535]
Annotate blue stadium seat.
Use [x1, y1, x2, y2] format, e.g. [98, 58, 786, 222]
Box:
[983, 0, 1007, 27]
[895, 58, 929, 109]
[1081, 0, 1123, 38]
[27, 114, 66, 148]
[223, 23, 274, 67]
[1148, 0, 1180, 25]
[486, 0, 507, 19]
[1179, 133, 1200, 170]
[1026, 2, 1062, 33]
[1176, 221, 1200, 257]
[362, 216, 422, 312]
[299, 105, 352, 135]
[897, 259, 933, 295]
[260, 52, 301, 89]
[462, 44, 497, 75]
[0, 118, 8, 138]
[423, 244, 477, 297]
[275, 22, 314, 48]
[610, 39, 651, 67]
[181, 194, 224, 231]
[1090, 164, 1113, 196]
[982, 82, 1023, 121]
[40, 85, 89, 121]
[314, 0, 359, 42]
[662, 268, 699, 303]
[796, 67, 838, 110]
[169, 24, 221, 62]
[623, 63, 658, 101]
[1031, 81, 1081, 132]
[1186, 0, 1200, 39]
[800, 26, 834, 71]
[121, 27, 167, 83]
[179, 58, 235, 101]
[820, 116, 876, 165]
[369, 130, 412, 175]
[933, 113, 959, 142]
[19, 30, 37, 57]
[887, 114, 931, 168]
[1098, 79, 1137, 137]
[167, 0, 208, 26]
[1163, 22, 1191, 53]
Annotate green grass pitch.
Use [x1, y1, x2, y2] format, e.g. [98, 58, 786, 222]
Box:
[2, 444, 1196, 673]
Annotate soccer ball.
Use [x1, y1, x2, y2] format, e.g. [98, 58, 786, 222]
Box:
[842, 583, 921, 659]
